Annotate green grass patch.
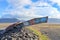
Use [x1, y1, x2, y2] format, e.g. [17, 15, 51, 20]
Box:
[26, 27, 50, 40]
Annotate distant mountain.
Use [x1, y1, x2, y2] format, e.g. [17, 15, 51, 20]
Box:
[0, 18, 21, 23]
[48, 18, 60, 24]
[0, 18, 60, 24]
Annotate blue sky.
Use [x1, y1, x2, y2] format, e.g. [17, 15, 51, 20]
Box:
[0, 0, 60, 20]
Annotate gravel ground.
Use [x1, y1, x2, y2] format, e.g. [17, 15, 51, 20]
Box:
[1, 27, 39, 40]
[40, 27, 60, 40]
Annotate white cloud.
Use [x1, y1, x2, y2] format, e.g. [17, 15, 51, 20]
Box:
[50, 0, 60, 5]
[49, 7, 60, 19]
[2, 0, 60, 20]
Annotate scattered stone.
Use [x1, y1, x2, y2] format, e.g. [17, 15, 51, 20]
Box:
[1, 28, 39, 40]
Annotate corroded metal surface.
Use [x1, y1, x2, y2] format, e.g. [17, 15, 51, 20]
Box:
[0, 16, 48, 40]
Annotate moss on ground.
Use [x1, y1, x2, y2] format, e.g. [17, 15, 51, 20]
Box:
[26, 27, 50, 40]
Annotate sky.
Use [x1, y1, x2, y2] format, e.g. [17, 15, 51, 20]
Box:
[0, 0, 60, 20]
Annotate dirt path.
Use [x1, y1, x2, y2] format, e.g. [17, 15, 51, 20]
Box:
[40, 27, 60, 40]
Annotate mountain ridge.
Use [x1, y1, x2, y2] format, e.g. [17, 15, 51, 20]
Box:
[0, 18, 60, 24]
[0, 18, 20, 23]
[48, 18, 60, 24]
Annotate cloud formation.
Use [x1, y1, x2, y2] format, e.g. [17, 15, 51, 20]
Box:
[1, 0, 60, 20]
